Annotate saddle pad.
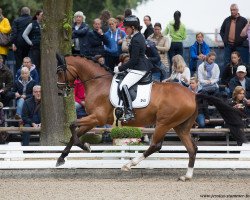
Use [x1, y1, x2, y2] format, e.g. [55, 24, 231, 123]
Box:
[109, 74, 152, 108]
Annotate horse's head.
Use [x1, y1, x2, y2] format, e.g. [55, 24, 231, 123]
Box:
[56, 53, 77, 96]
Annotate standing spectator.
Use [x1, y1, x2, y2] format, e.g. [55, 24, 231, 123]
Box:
[229, 65, 250, 99]
[22, 10, 43, 75]
[189, 77, 209, 128]
[164, 54, 190, 86]
[100, 10, 111, 33]
[104, 18, 126, 70]
[0, 8, 11, 63]
[143, 15, 154, 39]
[221, 51, 250, 87]
[74, 79, 87, 119]
[0, 55, 13, 106]
[189, 32, 210, 76]
[88, 18, 109, 57]
[240, 19, 250, 53]
[21, 85, 41, 146]
[11, 7, 32, 70]
[116, 15, 125, 32]
[197, 51, 220, 95]
[124, 8, 132, 18]
[148, 22, 171, 76]
[220, 3, 249, 75]
[165, 11, 186, 69]
[15, 57, 39, 84]
[12, 67, 36, 119]
[72, 11, 89, 55]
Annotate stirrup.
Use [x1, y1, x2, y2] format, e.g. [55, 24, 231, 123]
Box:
[119, 112, 135, 122]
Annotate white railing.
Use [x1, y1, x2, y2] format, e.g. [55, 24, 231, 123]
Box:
[0, 142, 250, 169]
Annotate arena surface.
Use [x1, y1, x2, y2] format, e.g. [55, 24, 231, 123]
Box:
[0, 169, 250, 200]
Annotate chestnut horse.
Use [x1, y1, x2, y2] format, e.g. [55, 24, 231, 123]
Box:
[56, 55, 245, 181]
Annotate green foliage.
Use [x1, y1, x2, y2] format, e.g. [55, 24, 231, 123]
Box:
[0, 0, 42, 22]
[111, 127, 142, 139]
[80, 133, 102, 144]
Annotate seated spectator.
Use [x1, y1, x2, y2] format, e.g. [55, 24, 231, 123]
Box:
[221, 51, 250, 86]
[12, 67, 36, 119]
[228, 86, 249, 118]
[145, 39, 164, 82]
[189, 32, 210, 76]
[0, 101, 4, 126]
[119, 53, 130, 65]
[72, 11, 89, 55]
[88, 18, 109, 57]
[148, 22, 171, 73]
[197, 51, 220, 95]
[164, 54, 190, 87]
[74, 79, 87, 119]
[229, 65, 250, 99]
[0, 102, 8, 143]
[94, 55, 105, 65]
[15, 57, 39, 84]
[104, 18, 126, 70]
[21, 85, 41, 146]
[0, 55, 13, 106]
[189, 77, 209, 128]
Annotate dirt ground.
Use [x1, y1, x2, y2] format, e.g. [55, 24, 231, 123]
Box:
[0, 169, 250, 200]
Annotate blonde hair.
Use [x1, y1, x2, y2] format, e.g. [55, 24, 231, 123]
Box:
[172, 54, 187, 73]
[232, 86, 245, 100]
[108, 18, 117, 24]
[190, 76, 198, 83]
[21, 66, 30, 75]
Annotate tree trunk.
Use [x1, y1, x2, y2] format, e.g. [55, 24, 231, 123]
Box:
[40, 0, 74, 145]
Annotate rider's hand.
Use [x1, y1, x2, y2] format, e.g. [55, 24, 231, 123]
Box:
[114, 66, 120, 73]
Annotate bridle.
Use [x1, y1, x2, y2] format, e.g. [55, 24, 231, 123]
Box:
[56, 61, 113, 96]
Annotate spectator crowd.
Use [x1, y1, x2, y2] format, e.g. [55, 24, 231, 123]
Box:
[0, 3, 250, 145]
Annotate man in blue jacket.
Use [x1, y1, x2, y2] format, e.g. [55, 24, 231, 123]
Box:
[189, 32, 210, 76]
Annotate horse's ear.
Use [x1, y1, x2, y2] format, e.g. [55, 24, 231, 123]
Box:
[56, 52, 65, 66]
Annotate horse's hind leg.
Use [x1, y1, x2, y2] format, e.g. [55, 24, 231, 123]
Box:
[174, 113, 197, 181]
[121, 124, 168, 171]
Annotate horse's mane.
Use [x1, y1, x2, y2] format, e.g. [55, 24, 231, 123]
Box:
[65, 54, 113, 74]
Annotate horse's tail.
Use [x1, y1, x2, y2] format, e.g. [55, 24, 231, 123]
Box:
[196, 93, 248, 145]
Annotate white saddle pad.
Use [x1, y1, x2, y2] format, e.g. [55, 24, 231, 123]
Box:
[109, 74, 152, 108]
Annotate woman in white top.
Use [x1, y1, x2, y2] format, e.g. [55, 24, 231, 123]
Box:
[163, 54, 190, 86]
[197, 51, 220, 94]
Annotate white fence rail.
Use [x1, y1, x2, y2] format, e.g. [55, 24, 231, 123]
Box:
[0, 143, 250, 169]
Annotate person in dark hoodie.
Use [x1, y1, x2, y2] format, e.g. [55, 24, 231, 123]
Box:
[11, 7, 32, 71]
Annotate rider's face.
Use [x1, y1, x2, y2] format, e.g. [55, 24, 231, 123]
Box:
[125, 26, 133, 35]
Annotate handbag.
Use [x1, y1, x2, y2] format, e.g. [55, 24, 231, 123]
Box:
[0, 32, 11, 46]
[165, 24, 172, 49]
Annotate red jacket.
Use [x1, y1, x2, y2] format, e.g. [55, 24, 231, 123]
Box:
[74, 79, 85, 104]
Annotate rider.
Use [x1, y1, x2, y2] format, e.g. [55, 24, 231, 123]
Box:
[114, 15, 154, 121]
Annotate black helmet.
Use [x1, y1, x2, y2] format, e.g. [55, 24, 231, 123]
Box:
[123, 15, 140, 29]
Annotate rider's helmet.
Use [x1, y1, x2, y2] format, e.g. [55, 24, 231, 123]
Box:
[123, 15, 140, 30]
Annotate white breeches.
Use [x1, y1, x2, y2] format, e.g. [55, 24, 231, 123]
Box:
[119, 70, 147, 90]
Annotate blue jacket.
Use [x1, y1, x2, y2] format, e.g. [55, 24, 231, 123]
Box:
[22, 96, 41, 125]
[189, 41, 210, 72]
[104, 28, 126, 57]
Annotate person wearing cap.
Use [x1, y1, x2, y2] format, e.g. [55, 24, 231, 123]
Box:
[229, 65, 250, 99]
[0, 54, 13, 106]
[72, 11, 89, 55]
[113, 15, 154, 121]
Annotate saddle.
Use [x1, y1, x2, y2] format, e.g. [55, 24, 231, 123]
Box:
[109, 71, 153, 109]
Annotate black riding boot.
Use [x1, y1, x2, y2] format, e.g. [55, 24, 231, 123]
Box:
[121, 85, 135, 121]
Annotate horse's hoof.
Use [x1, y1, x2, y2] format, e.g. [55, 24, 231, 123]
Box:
[121, 165, 131, 171]
[84, 143, 91, 152]
[56, 157, 65, 167]
[178, 175, 192, 182]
